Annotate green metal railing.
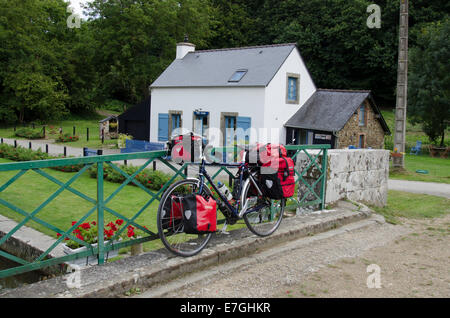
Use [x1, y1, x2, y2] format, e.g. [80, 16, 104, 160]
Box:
[0, 144, 328, 279]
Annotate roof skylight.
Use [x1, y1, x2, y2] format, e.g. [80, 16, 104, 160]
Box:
[228, 70, 248, 82]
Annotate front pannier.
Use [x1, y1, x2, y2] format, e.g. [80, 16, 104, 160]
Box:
[260, 155, 295, 200]
[180, 194, 217, 234]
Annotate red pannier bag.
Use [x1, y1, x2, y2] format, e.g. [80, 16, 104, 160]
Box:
[180, 194, 217, 234]
[169, 133, 204, 164]
[259, 148, 295, 200]
[161, 196, 183, 230]
[243, 143, 287, 166]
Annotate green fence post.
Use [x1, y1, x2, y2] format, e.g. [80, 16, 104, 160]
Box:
[97, 162, 105, 265]
[320, 148, 328, 210]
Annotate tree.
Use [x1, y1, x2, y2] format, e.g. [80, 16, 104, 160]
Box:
[85, 0, 215, 104]
[408, 18, 450, 147]
[0, 0, 72, 122]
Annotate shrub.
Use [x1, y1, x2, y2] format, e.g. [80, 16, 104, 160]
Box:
[88, 164, 174, 191]
[0, 143, 49, 161]
[15, 127, 44, 139]
[0, 143, 82, 172]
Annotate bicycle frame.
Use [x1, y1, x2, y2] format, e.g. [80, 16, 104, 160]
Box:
[193, 159, 265, 219]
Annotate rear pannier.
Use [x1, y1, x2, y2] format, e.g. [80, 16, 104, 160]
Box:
[180, 194, 217, 234]
[161, 195, 183, 230]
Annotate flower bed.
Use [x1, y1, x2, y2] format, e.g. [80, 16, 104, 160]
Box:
[58, 219, 147, 265]
[56, 133, 79, 143]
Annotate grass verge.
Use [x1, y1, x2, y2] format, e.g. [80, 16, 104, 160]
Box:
[389, 154, 450, 184]
[371, 190, 450, 225]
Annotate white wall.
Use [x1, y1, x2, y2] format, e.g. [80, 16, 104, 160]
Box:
[264, 47, 316, 143]
[150, 86, 266, 146]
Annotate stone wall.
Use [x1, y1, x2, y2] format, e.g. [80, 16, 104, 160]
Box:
[336, 100, 386, 149]
[296, 149, 389, 208]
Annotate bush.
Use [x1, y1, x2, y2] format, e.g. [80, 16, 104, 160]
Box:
[15, 127, 44, 139]
[57, 133, 79, 143]
[0, 143, 49, 161]
[0, 143, 83, 172]
[88, 164, 174, 191]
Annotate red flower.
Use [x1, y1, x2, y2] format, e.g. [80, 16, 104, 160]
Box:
[127, 230, 135, 238]
[72, 221, 77, 226]
[91, 221, 97, 226]
[80, 223, 91, 230]
[56, 233, 62, 238]
[76, 233, 84, 241]
[115, 219, 124, 226]
[107, 222, 117, 231]
[73, 229, 81, 234]
[104, 229, 114, 239]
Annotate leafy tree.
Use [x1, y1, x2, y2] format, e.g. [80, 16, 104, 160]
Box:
[408, 17, 450, 147]
[0, 0, 70, 123]
[85, 0, 215, 104]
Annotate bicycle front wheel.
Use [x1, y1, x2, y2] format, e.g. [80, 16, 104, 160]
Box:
[157, 178, 213, 257]
[242, 181, 285, 237]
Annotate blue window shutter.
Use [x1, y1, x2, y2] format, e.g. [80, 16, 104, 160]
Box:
[158, 113, 169, 142]
[293, 78, 298, 100]
[237, 116, 251, 143]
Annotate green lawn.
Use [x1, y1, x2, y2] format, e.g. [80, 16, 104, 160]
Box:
[381, 108, 450, 184]
[381, 108, 450, 152]
[0, 157, 238, 255]
[371, 190, 450, 225]
[0, 111, 120, 149]
[389, 154, 450, 184]
[0, 157, 167, 253]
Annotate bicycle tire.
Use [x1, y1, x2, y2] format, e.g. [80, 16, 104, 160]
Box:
[242, 180, 284, 237]
[157, 178, 213, 257]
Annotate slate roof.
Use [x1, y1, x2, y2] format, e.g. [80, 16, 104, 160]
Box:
[150, 43, 298, 88]
[285, 89, 390, 133]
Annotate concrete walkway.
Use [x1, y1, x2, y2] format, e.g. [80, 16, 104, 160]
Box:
[388, 179, 450, 199]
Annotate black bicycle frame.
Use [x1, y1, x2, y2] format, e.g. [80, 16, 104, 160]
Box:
[195, 160, 266, 218]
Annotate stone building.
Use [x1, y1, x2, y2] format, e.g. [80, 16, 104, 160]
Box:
[285, 89, 390, 149]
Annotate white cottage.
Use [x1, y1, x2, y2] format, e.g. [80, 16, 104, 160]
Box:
[149, 42, 316, 147]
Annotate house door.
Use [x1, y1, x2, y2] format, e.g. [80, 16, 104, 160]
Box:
[224, 116, 237, 146]
[193, 111, 209, 138]
[223, 116, 237, 162]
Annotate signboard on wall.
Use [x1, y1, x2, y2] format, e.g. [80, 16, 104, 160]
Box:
[314, 133, 332, 140]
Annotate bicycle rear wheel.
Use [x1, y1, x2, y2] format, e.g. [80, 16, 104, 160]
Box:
[242, 181, 284, 237]
[157, 178, 213, 257]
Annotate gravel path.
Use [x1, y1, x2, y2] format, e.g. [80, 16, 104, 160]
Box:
[138, 212, 446, 298]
